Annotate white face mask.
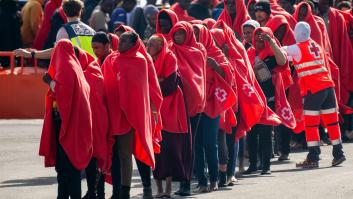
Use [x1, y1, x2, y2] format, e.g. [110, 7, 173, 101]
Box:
[294, 22, 311, 43]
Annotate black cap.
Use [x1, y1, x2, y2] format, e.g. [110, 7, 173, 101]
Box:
[254, 1, 272, 16]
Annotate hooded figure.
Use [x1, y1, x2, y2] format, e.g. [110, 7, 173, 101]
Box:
[244, 27, 294, 175]
[156, 9, 179, 42]
[147, 34, 191, 197]
[39, 39, 93, 198]
[217, 0, 251, 39]
[169, 21, 207, 195]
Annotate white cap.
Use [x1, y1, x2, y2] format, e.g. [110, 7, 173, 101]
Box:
[294, 22, 311, 43]
[242, 20, 261, 29]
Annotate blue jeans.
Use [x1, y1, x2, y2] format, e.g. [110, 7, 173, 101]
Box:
[194, 113, 220, 186]
[226, 127, 239, 176]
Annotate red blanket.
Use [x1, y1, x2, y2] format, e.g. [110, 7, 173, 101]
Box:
[77, 49, 110, 172]
[103, 41, 156, 168]
[266, 15, 295, 46]
[153, 34, 188, 133]
[217, 0, 250, 38]
[39, 40, 93, 170]
[203, 18, 217, 29]
[247, 27, 295, 129]
[268, 0, 297, 29]
[109, 33, 119, 51]
[156, 9, 179, 42]
[32, 0, 62, 50]
[211, 27, 265, 140]
[170, 3, 194, 22]
[113, 24, 163, 153]
[327, 8, 353, 103]
[169, 21, 206, 117]
[193, 24, 236, 131]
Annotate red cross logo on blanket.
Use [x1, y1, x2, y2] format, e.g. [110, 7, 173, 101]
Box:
[215, 88, 227, 102]
[309, 42, 320, 58]
[242, 84, 255, 97]
[281, 107, 292, 121]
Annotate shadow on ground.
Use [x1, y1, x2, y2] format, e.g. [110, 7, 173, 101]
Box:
[0, 177, 57, 188]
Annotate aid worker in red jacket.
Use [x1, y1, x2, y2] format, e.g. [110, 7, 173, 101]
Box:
[283, 22, 346, 169]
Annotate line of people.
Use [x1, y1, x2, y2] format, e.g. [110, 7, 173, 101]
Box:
[10, 0, 353, 199]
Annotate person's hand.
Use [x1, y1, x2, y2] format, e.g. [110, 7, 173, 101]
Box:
[14, 49, 31, 58]
[261, 32, 272, 42]
[42, 73, 53, 85]
[49, 81, 56, 92]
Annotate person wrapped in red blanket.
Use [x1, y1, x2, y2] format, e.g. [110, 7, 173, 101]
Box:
[156, 9, 179, 42]
[102, 31, 157, 199]
[245, 27, 294, 175]
[39, 39, 93, 198]
[317, 0, 353, 105]
[170, 0, 195, 22]
[147, 34, 190, 198]
[212, 21, 280, 141]
[217, 0, 250, 40]
[193, 23, 237, 188]
[169, 21, 206, 196]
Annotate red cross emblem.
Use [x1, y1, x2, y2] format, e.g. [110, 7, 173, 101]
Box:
[281, 107, 292, 121]
[309, 42, 320, 58]
[215, 87, 227, 102]
[242, 84, 255, 97]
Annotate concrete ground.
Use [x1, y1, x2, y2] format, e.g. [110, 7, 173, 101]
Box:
[1, 119, 352, 199]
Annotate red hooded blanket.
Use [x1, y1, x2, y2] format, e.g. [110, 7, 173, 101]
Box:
[102, 40, 156, 168]
[247, 27, 296, 129]
[217, 0, 251, 38]
[156, 9, 179, 42]
[169, 21, 207, 117]
[39, 40, 93, 170]
[153, 34, 188, 133]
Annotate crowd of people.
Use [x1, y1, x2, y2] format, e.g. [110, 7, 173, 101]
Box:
[1, 0, 353, 198]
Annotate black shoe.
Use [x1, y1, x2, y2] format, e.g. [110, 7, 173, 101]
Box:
[296, 159, 319, 169]
[332, 156, 346, 166]
[242, 166, 258, 175]
[260, 170, 271, 175]
[209, 181, 218, 192]
[119, 186, 130, 199]
[218, 171, 227, 187]
[278, 154, 290, 161]
[82, 192, 97, 199]
[142, 187, 153, 199]
[175, 181, 191, 196]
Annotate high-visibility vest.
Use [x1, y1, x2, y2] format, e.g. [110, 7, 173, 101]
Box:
[63, 21, 96, 57]
[292, 39, 334, 96]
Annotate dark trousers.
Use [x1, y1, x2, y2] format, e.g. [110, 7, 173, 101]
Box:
[238, 137, 245, 159]
[275, 125, 292, 155]
[85, 158, 105, 198]
[246, 124, 273, 171]
[218, 128, 239, 176]
[135, 158, 151, 188]
[111, 142, 121, 198]
[111, 145, 151, 198]
[178, 114, 201, 191]
[342, 93, 353, 138]
[54, 110, 81, 199]
[226, 128, 239, 176]
[195, 113, 220, 186]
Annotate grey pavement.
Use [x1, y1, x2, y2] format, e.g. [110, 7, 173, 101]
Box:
[1, 120, 353, 199]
